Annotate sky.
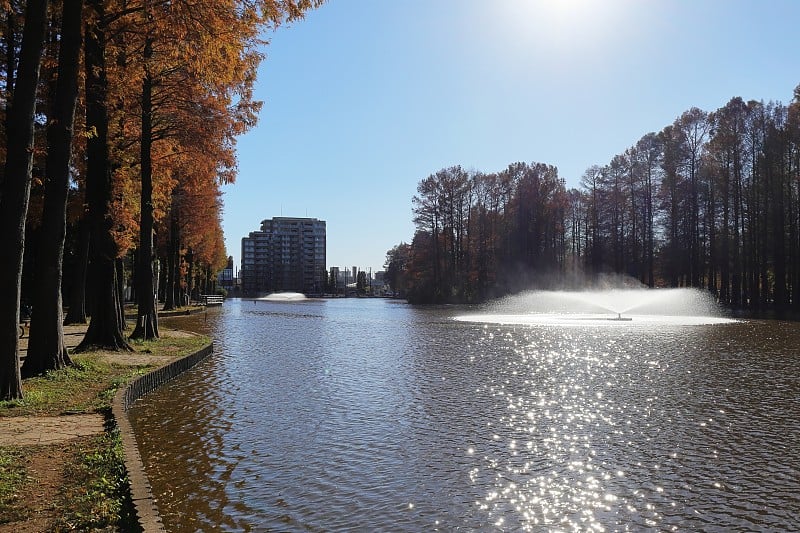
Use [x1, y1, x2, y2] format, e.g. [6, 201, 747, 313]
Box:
[223, 0, 800, 275]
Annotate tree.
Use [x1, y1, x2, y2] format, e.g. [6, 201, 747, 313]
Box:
[503, 162, 566, 283]
[328, 267, 338, 295]
[356, 271, 367, 294]
[676, 108, 711, 287]
[384, 243, 410, 295]
[706, 98, 748, 304]
[131, 4, 158, 339]
[23, 0, 84, 377]
[657, 124, 688, 286]
[580, 165, 604, 275]
[634, 132, 661, 287]
[75, 0, 132, 352]
[468, 172, 501, 298]
[0, 0, 50, 399]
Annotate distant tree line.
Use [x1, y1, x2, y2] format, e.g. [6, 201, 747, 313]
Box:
[1, 1, 322, 401]
[386, 86, 800, 312]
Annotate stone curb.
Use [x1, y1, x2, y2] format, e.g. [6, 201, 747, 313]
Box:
[111, 342, 214, 533]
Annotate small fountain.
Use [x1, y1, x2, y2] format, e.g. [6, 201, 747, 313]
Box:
[257, 292, 307, 302]
[455, 287, 737, 327]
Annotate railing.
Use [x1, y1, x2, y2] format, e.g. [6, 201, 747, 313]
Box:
[200, 294, 224, 306]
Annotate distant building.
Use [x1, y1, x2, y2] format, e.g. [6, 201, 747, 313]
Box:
[325, 267, 388, 296]
[217, 256, 235, 292]
[241, 217, 326, 296]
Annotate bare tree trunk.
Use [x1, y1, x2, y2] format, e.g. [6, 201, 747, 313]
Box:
[186, 248, 194, 305]
[0, 0, 50, 400]
[116, 257, 127, 329]
[75, 0, 131, 352]
[2, 8, 17, 161]
[64, 217, 89, 324]
[24, 0, 83, 377]
[162, 207, 178, 310]
[131, 35, 158, 339]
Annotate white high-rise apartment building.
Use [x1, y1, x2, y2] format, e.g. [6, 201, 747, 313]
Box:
[241, 217, 326, 296]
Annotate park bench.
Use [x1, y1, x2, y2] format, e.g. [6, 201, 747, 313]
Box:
[200, 294, 224, 306]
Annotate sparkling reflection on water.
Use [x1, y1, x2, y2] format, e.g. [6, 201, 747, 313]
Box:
[129, 298, 800, 531]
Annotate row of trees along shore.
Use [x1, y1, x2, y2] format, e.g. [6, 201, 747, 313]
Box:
[0, 1, 322, 401]
[386, 86, 800, 311]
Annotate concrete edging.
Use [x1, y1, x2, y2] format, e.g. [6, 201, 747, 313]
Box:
[112, 342, 214, 532]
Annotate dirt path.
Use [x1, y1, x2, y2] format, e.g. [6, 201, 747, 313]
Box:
[0, 442, 74, 533]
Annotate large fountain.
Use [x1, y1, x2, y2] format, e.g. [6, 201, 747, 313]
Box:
[455, 287, 737, 326]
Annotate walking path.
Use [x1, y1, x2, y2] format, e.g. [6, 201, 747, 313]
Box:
[0, 414, 104, 446]
[4, 323, 191, 446]
[3, 325, 107, 446]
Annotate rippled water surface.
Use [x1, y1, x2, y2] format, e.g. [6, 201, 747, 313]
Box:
[129, 298, 800, 531]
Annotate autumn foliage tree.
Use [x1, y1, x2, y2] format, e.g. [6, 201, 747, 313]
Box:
[73, 0, 322, 348]
[0, 0, 323, 399]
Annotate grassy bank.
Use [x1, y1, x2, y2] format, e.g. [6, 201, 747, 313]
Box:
[0, 331, 210, 531]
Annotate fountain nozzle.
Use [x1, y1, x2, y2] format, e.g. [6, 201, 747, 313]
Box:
[608, 312, 633, 322]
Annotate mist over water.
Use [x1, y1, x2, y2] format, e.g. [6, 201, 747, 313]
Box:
[456, 288, 736, 326]
[489, 288, 723, 315]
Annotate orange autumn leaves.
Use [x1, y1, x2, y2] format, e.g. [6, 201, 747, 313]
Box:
[13, 0, 322, 273]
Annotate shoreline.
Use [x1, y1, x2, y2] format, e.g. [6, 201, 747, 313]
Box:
[112, 340, 214, 532]
[1, 315, 213, 531]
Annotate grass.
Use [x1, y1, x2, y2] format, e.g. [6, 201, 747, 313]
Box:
[128, 331, 209, 357]
[0, 432, 142, 532]
[0, 447, 29, 523]
[0, 356, 150, 417]
[52, 430, 141, 532]
[0, 330, 211, 529]
[0, 333, 210, 417]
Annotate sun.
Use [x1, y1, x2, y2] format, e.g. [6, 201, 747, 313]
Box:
[497, 0, 624, 53]
[540, 0, 598, 16]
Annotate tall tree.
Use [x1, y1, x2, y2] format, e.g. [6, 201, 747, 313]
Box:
[23, 0, 84, 376]
[384, 244, 410, 295]
[2, 1, 21, 159]
[675, 108, 711, 287]
[706, 97, 748, 305]
[580, 165, 604, 274]
[75, 0, 131, 351]
[131, 8, 157, 339]
[634, 132, 662, 287]
[0, 0, 50, 399]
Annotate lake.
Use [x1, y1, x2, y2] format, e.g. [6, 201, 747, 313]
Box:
[129, 296, 800, 531]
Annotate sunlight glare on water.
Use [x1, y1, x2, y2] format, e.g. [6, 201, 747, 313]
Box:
[453, 313, 737, 326]
[130, 298, 800, 531]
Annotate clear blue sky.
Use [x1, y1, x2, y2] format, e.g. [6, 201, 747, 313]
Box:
[223, 0, 800, 274]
